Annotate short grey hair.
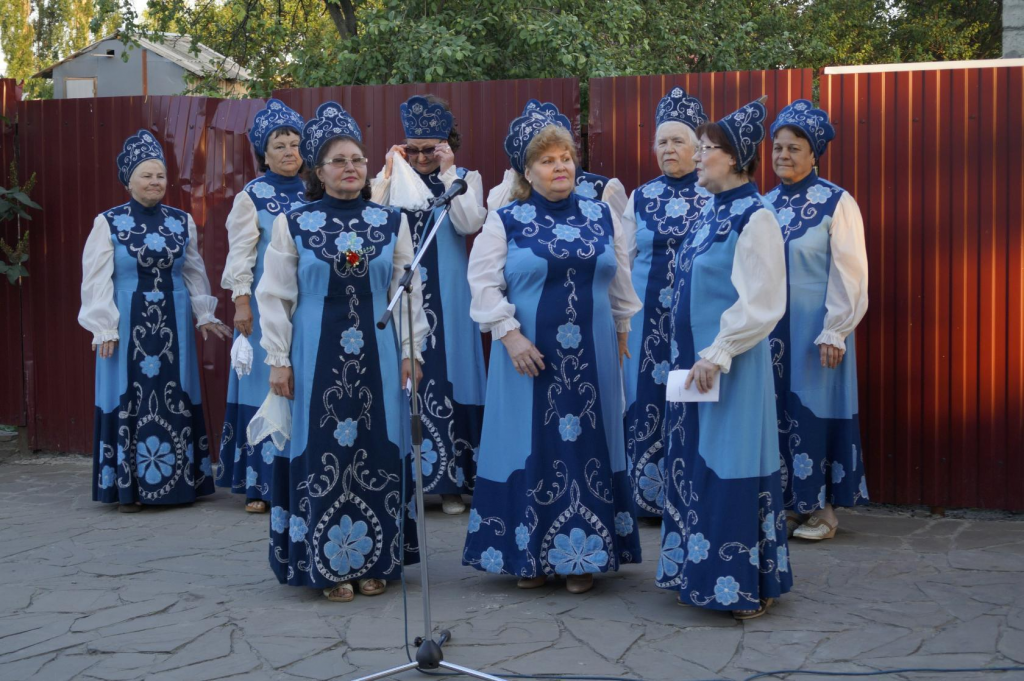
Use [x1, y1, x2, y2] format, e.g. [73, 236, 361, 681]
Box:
[653, 121, 699, 152]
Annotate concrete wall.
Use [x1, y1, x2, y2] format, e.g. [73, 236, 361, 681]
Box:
[51, 39, 188, 98]
[1007, 0, 1024, 58]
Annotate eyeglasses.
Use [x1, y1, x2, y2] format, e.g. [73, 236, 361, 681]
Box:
[698, 145, 723, 155]
[404, 146, 437, 158]
[320, 156, 368, 168]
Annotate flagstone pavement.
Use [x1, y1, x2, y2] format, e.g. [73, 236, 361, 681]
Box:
[1, 444, 1022, 681]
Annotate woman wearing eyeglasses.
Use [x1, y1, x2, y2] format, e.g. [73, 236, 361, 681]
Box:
[765, 101, 869, 541]
[256, 102, 427, 603]
[657, 100, 790, 620]
[620, 87, 710, 522]
[217, 99, 306, 513]
[371, 95, 487, 517]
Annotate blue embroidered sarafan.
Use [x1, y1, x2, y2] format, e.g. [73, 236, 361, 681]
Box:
[765, 171, 868, 512]
[658, 182, 792, 609]
[400, 95, 454, 140]
[463, 192, 641, 578]
[92, 199, 215, 504]
[116, 130, 165, 187]
[268, 195, 419, 589]
[623, 171, 709, 517]
[249, 99, 305, 154]
[216, 170, 305, 499]
[770, 100, 835, 159]
[395, 167, 485, 497]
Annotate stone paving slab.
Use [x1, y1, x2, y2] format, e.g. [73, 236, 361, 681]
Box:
[0, 448, 1022, 681]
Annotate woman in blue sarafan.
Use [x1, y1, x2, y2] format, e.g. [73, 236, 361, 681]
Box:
[371, 95, 487, 516]
[486, 100, 628, 221]
[465, 106, 643, 595]
[256, 102, 426, 603]
[765, 101, 870, 542]
[217, 99, 306, 513]
[79, 131, 232, 512]
[620, 87, 710, 520]
[658, 100, 791, 620]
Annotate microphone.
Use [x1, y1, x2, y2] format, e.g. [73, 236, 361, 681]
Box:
[426, 177, 468, 208]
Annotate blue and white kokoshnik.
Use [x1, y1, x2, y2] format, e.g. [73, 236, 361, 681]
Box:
[300, 101, 362, 167]
[117, 129, 165, 188]
[400, 95, 454, 140]
[504, 99, 573, 174]
[655, 87, 709, 132]
[248, 99, 305, 155]
[717, 99, 767, 171]
[770, 99, 836, 159]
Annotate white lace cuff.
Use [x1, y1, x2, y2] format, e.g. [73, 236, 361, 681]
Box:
[488, 317, 521, 340]
[698, 343, 736, 374]
[814, 329, 847, 351]
[265, 352, 291, 367]
[92, 329, 119, 344]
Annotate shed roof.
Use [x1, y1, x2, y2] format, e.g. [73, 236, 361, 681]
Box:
[32, 32, 250, 81]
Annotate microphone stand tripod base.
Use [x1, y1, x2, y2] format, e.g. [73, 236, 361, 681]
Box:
[358, 201, 507, 681]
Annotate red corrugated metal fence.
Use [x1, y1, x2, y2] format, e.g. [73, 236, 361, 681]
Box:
[6, 67, 1022, 510]
[17, 95, 265, 455]
[587, 70, 815, 194]
[820, 65, 1024, 511]
[272, 79, 581, 194]
[12, 78, 579, 457]
[0, 79, 26, 427]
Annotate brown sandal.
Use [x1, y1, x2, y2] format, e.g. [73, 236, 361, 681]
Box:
[358, 578, 386, 596]
[323, 582, 355, 602]
[245, 499, 268, 514]
[118, 502, 142, 513]
[517, 575, 547, 589]
[733, 597, 774, 621]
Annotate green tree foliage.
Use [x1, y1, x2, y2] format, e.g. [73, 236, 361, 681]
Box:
[0, 0, 38, 81]
[128, 0, 1003, 93]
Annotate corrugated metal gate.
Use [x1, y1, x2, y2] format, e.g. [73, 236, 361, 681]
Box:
[7, 78, 579, 458]
[819, 64, 1024, 510]
[587, 70, 815, 193]
[15, 95, 265, 455]
[2, 64, 1021, 510]
[0, 79, 25, 427]
[271, 78, 581, 194]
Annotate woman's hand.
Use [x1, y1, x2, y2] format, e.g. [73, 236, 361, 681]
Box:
[200, 322, 233, 341]
[684, 358, 720, 394]
[501, 329, 545, 377]
[401, 358, 423, 389]
[384, 145, 407, 180]
[93, 340, 117, 359]
[233, 296, 253, 337]
[818, 343, 845, 369]
[618, 331, 631, 367]
[270, 366, 294, 399]
[435, 143, 456, 175]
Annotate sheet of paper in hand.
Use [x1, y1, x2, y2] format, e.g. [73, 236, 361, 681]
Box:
[666, 369, 720, 403]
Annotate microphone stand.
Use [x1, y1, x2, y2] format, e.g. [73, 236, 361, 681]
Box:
[358, 188, 506, 681]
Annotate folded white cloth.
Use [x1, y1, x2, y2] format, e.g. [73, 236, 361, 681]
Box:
[389, 154, 435, 211]
[247, 393, 291, 452]
[230, 334, 254, 378]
